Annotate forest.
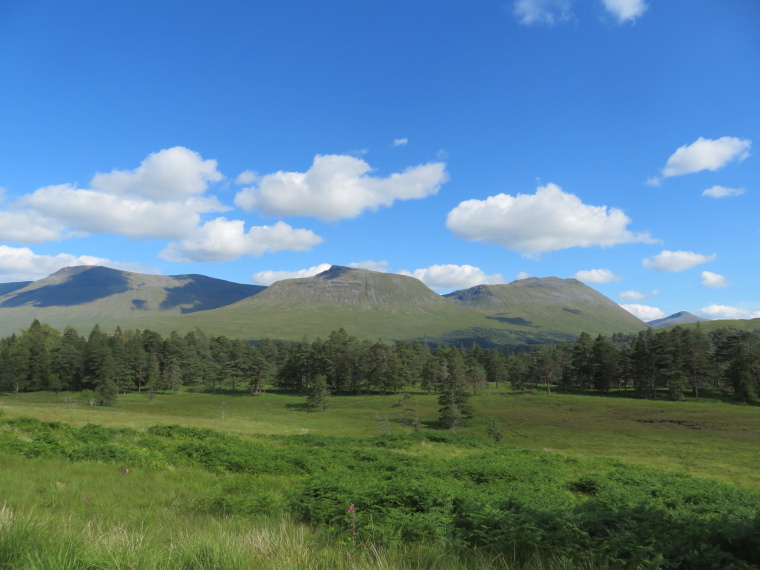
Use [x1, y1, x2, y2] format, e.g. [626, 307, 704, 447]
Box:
[2, 319, 758, 410]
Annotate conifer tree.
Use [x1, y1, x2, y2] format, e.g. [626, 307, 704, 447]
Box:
[307, 373, 331, 411]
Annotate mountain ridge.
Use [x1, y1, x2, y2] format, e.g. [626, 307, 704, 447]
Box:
[0, 264, 650, 345]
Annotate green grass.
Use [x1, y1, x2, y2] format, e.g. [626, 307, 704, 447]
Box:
[3, 386, 760, 489]
[2, 387, 760, 568]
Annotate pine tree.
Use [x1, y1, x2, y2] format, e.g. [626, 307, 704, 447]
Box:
[307, 373, 330, 411]
[437, 352, 473, 432]
[95, 354, 118, 406]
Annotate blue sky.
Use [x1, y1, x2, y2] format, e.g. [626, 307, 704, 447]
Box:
[1, 0, 758, 322]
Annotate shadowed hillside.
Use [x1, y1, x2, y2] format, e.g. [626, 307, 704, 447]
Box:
[444, 277, 646, 337]
[0, 266, 264, 335]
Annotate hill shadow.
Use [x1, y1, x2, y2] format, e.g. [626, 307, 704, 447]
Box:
[160, 277, 264, 313]
[563, 308, 583, 315]
[485, 315, 537, 327]
[0, 267, 129, 308]
[0, 282, 32, 296]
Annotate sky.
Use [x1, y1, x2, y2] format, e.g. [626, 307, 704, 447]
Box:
[1, 0, 759, 322]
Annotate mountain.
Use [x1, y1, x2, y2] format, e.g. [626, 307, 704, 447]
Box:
[0, 281, 32, 296]
[168, 265, 492, 343]
[0, 265, 649, 345]
[166, 267, 647, 345]
[444, 278, 647, 337]
[647, 311, 708, 329]
[0, 266, 264, 335]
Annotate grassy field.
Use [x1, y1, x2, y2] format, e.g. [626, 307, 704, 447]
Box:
[2, 386, 760, 490]
[2, 387, 760, 569]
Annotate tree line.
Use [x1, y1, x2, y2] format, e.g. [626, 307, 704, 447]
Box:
[1, 320, 758, 409]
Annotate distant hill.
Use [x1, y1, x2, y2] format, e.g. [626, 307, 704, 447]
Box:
[0, 265, 649, 346]
[648, 311, 708, 329]
[658, 317, 760, 334]
[0, 266, 264, 335]
[168, 265, 493, 343]
[444, 278, 646, 338]
[168, 268, 647, 345]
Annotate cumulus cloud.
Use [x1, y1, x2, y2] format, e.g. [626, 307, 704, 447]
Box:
[21, 184, 226, 240]
[0, 245, 157, 282]
[661, 137, 751, 178]
[701, 271, 729, 288]
[600, 0, 647, 23]
[643, 250, 716, 272]
[621, 304, 666, 321]
[619, 289, 658, 301]
[90, 147, 223, 201]
[392, 138, 408, 147]
[251, 263, 333, 286]
[400, 264, 504, 290]
[159, 218, 324, 263]
[446, 183, 654, 256]
[513, 0, 573, 25]
[347, 260, 389, 272]
[235, 170, 258, 185]
[702, 185, 746, 198]
[573, 269, 622, 284]
[251, 260, 390, 286]
[0, 210, 69, 243]
[234, 154, 447, 222]
[13, 147, 230, 242]
[515, 271, 532, 280]
[699, 305, 760, 320]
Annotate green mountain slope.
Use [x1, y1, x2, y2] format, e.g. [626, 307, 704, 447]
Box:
[659, 317, 760, 333]
[444, 277, 647, 337]
[167, 265, 492, 342]
[0, 266, 264, 335]
[157, 267, 647, 345]
[648, 311, 708, 329]
[0, 266, 649, 345]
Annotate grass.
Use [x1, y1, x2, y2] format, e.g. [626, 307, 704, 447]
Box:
[2, 387, 760, 568]
[2, 386, 760, 489]
[0, 452, 603, 570]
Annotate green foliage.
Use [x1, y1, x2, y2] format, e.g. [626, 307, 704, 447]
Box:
[2, 413, 758, 567]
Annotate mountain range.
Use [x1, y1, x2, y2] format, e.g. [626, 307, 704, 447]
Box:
[0, 264, 651, 345]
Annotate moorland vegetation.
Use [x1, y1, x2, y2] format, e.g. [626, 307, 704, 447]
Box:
[1, 319, 760, 568]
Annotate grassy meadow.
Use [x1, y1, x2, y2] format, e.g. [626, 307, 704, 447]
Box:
[1, 386, 760, 568]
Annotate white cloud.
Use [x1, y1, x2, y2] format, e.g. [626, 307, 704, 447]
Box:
[573, 269, 622, 284]
[11, 148, 231, 242]
[347, 260, 389, 272]
[0, 245, 157, 282]
[446, 183, 654, 256]
[600, 0, 647, 23]
[90, 146, 223, 201]
[661, 137, 751, 178]
[159, 218, 324, 263]
[0, 210, 69, 243]
[251, 263, 333, 286]
[515, 271, 532, 280]
[400, 264, 504, 290]
[621, 303, 666, 321]
[251, 260, 390, 286]
[702, 185, 746, 198]
[392, 138, 408, 147]
[234, 154, 447, 222]
[235, 170, 258, 185]
[513, 0, 573, 25]
[643, 250, 716, 272]
[21, 184, 227, 240]
[619, 289, 658, 301]
[699, 305, 760, 320]
[701, 271, 729, 288]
